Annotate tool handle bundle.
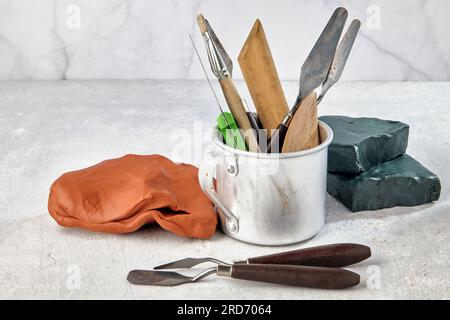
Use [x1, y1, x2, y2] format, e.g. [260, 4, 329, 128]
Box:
[192, 8, 360, 154]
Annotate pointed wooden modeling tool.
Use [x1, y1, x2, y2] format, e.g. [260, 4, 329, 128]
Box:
[238, 19, 289, 137]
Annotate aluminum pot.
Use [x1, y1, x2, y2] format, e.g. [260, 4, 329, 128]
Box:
[198, 121, 333, 245]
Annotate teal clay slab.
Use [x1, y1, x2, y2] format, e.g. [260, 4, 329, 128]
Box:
[327, 154, 441, 212]
[320, 116, 409, 174]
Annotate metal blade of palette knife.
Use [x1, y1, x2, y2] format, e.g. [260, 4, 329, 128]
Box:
[298, 7, 348, 103]
[319, 19, 361, 102]
[127, 269, 192, 286]
[154, 257, 228, 270]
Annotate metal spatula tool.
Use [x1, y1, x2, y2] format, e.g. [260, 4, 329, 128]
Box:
[127, 243, 370, 289]
[278, 18, 361, 153]
[267, 7, 347, 152]
[154, 243, 371, 269]
[127, 264, 360, 289]
[317, 19, 361, 103]
[127, 268, 218, 286]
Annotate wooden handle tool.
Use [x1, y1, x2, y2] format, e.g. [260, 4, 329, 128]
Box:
[128, 264, 360, 289]
[219, 77, 259, 152]
[282, 92, 320, 153]
[197, 14, 259, 152]
[154, 243, 372, 270]
[231, 264, 360, 289]
[238, 19, 289, 137]
[246, 243, 372, 267]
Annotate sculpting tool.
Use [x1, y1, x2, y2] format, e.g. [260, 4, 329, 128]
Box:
[242, 99, 268, 152]
[238, 19, 290, 137]
[197, 14, 259, 152]
[189, 34, 246, 151]
[127, 243, 371, 289]
[282, 19, 361, 153]
[267, 7, 348, 152]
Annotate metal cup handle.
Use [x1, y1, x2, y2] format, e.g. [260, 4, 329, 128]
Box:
[198, 161, 239, 234]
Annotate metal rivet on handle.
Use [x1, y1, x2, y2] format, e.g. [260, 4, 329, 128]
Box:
[226, 165, 236, 175]
[225, 154, 238, 177]
[226, 219, 238, 234]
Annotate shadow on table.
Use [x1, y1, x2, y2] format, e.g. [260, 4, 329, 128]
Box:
[325, 194, 438, 224]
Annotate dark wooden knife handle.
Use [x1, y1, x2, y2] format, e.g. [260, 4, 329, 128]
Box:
[267, 124, 288, 153]
[231, 264, 360, 289]
[246, 243, 371, 267]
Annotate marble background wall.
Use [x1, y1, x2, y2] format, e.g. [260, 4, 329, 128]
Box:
[0, 0, 448, 80]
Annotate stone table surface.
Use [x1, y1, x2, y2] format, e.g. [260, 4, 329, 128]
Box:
[0, 80, 449, 299]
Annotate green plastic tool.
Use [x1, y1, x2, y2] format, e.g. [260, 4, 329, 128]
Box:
[217, 112, 247, 151]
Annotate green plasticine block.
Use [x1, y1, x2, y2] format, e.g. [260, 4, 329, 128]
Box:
[320, 116, 409, 174]
[327, 154, 441, 212]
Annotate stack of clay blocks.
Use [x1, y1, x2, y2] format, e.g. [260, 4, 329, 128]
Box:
[320, 116, 441, 212]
